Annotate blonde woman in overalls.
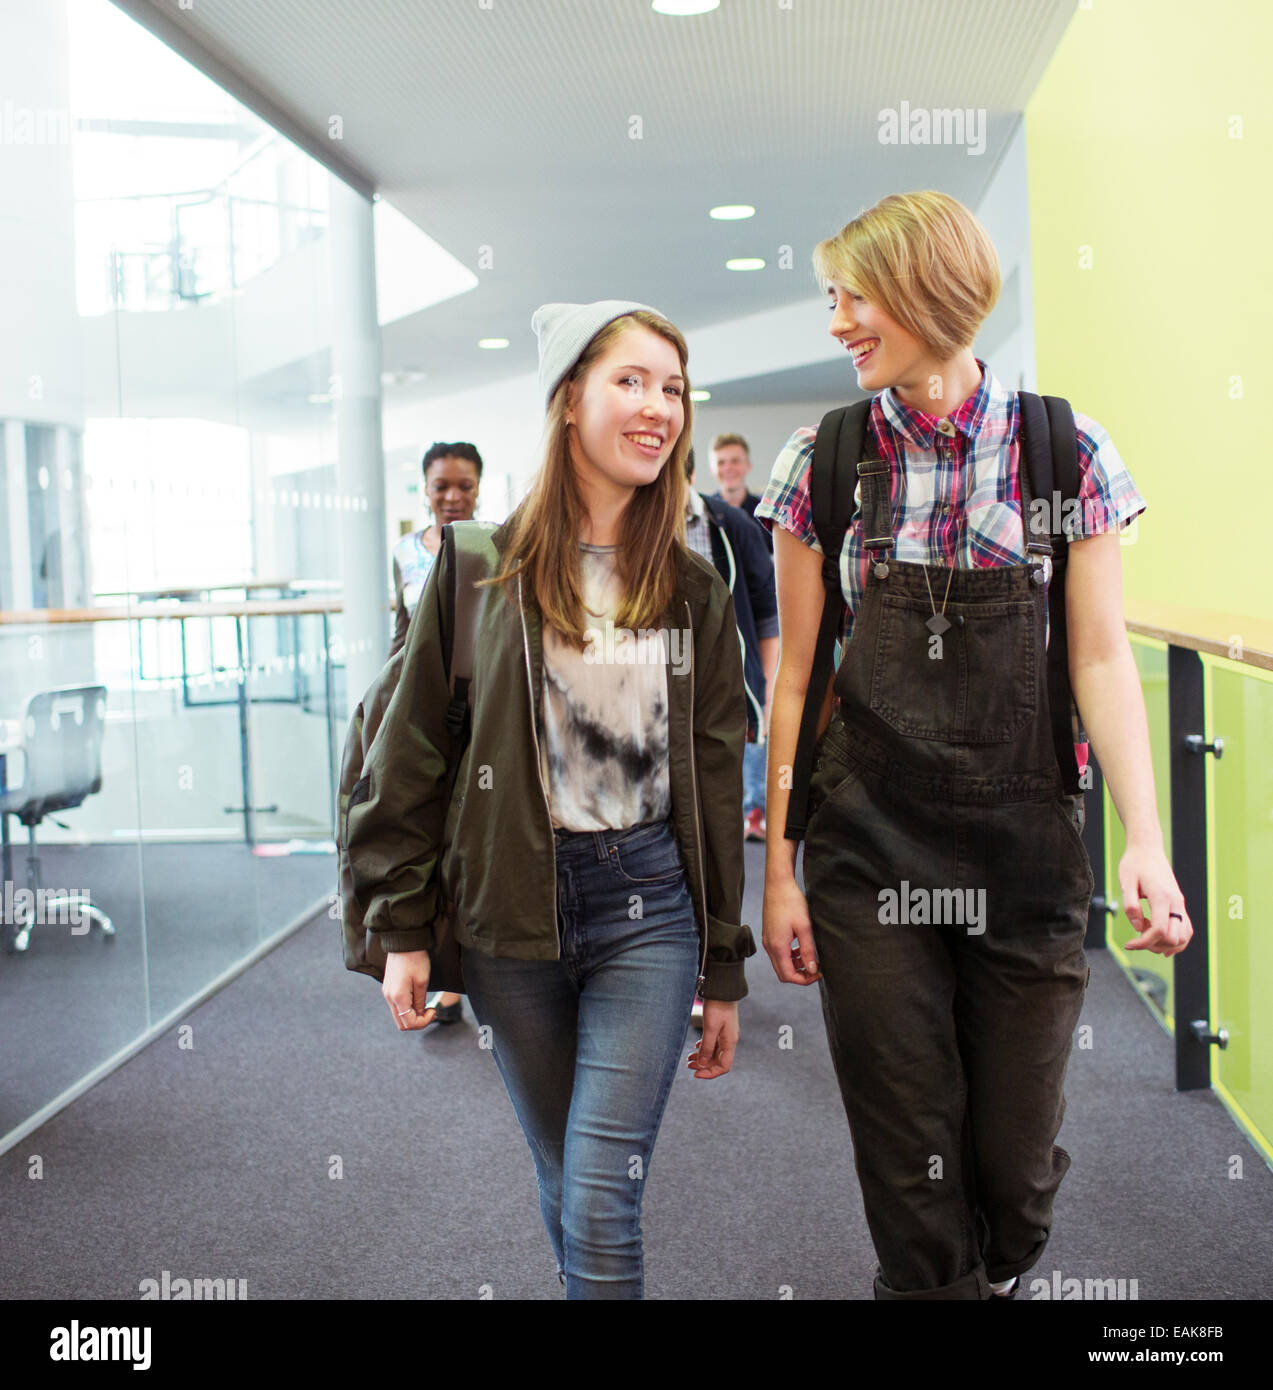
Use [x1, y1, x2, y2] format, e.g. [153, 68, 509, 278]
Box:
[756, 191, 1192, 1300]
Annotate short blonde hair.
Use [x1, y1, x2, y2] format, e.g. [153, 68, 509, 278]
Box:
[711, 432, 749, 457]
[812, 191, 1000, 360]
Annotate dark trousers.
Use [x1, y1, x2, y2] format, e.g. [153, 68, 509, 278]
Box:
[805, 748, 1091, 1299]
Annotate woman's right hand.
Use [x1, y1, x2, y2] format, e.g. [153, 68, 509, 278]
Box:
[382, 949, 436, 1030]
[762, 526, 830, 988]
[763, 878, 822, 985]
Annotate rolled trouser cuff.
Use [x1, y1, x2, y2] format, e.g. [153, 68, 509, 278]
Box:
[986, 1242, 1048, 1287]
[985, 1144, 1072, 1284]
[873, 1264, 991, 1301]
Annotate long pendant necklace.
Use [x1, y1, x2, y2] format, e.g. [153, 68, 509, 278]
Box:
[922, 563, 955, 636]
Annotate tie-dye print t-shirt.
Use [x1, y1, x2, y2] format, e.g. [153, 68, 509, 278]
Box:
[539, 543, 671, 832]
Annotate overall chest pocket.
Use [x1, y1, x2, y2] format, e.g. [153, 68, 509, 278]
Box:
[868, 590, 1038, 744]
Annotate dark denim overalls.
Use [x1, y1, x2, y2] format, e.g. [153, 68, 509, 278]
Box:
[803, 439, 1093, 1300]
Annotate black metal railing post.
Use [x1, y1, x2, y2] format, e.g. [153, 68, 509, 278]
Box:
[1168, 645, 1217, 1091]
[222, 614, 278, 846]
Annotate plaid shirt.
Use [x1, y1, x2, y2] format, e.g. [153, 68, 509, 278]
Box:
[683, 486, 716, 564]
[754, 360, 1145, 649]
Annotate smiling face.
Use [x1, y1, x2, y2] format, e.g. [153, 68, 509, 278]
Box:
[566, 324, 685, 495]
[827, 283, 933, 394]
[424, 455, 481, 526]
[710, 443, 750, 490]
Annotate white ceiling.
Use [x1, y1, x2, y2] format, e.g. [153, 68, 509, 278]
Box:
[112, 0, 1076, 405]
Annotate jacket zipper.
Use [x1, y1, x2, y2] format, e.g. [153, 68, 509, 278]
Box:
[684, 598, 711, 997]
[716, 526, 764, 734]
[719, 522, 737, 592]
[518, 576, 561, 959]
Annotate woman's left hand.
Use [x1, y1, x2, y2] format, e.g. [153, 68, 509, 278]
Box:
[1118, 845, 1193, 956]
[688, 1000, 739, 1079]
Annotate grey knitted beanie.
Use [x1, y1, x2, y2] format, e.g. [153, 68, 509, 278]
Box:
[531, 299, 664, 410]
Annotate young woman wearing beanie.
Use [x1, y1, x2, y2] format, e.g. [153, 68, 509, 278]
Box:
[346, 300, 754, 1299]
[755, 192, 1192, 1300]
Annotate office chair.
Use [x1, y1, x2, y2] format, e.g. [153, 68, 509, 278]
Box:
[1, 684, 115, 953]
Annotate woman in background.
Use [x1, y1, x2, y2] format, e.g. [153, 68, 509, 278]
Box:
[390, 441, 484, 659]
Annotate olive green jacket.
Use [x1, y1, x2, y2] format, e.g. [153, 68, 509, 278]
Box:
[344, 519, 756, 1000]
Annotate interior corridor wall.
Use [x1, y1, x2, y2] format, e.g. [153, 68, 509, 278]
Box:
[1025, 0, 1271, 622]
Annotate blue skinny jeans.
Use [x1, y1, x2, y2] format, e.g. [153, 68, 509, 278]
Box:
[460, 818, 699, 1299]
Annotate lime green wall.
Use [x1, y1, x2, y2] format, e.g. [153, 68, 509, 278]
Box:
[1025, 0, 1272, 620]
[1205, 658, 1273, 1165]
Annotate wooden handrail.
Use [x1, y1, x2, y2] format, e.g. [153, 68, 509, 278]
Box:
[3, 596, 1269, 672]
[0, 597, 346, 625]
[92, 578, 342, 598]
[1122, 598, 1273, 674]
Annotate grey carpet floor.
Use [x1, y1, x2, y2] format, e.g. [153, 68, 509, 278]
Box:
[0, 842, 336, 1135]
[2, 843, 1270, 1301]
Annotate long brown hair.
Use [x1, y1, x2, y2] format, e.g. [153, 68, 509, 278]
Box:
[487, 310, 692, 646]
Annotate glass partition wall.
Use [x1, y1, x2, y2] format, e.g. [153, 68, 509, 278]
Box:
[0, 0, 366, 1144]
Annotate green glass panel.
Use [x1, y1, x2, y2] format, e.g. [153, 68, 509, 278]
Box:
[1104, 638, 1174, 1027]
[1206, 660, 1273, 1162]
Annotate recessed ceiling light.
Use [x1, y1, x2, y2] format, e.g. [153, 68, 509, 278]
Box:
[726, 258, 765, 271]
[689, 389, 711, 402]
[478, 338, 510, 349]
[710, 205, 755, 220]
[652, 0, 720, 14]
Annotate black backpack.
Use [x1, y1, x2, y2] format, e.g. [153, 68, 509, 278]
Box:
[336, 521, 499, 991]
[784, 393, 1083, 841]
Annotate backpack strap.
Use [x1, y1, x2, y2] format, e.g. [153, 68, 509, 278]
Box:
[1017, 392, 1083, 795]
[442, 521, 499, 744]
[784, 400, 873, 841]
